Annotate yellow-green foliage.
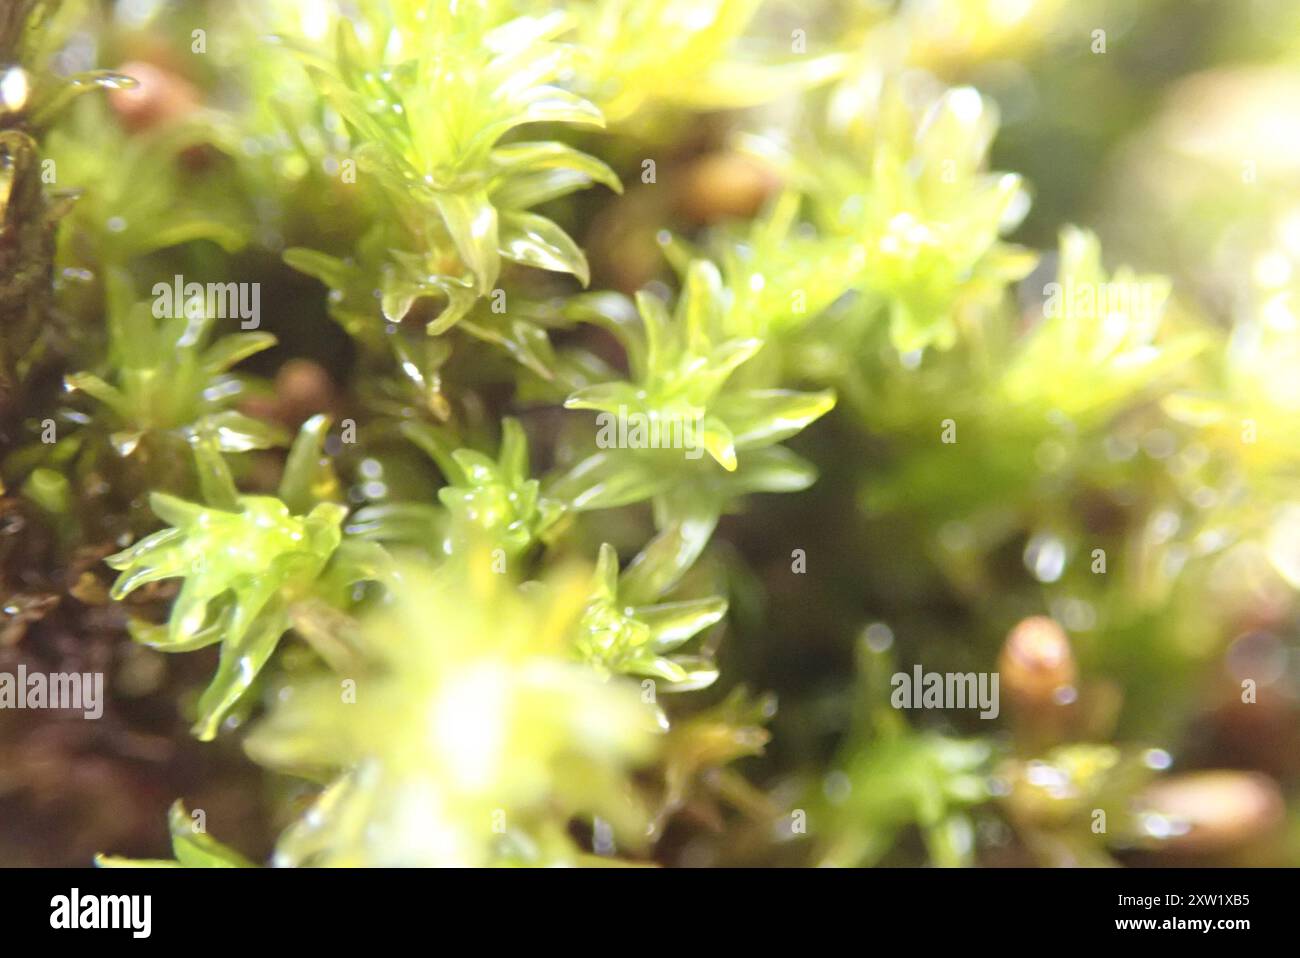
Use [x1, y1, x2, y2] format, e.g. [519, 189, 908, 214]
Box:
[4, 0, 1297, 869]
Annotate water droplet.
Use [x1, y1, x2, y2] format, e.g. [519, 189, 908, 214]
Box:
[1150, 509, 1180, 542]
[1, 67, 30, 112]
[1140, 812, 1174, 839]
[1024, 533, 1066, 583]
[862, 622, 893, 652]
[1025, 761, 1068, 792]
[1144, 748, 1173, 770]
[946, 87, 984, 125]
[94, 73, 137, 91]
[822, 770, 851, 804]
[1226, 631, 1287, 685]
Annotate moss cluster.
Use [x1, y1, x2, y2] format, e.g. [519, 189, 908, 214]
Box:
[2, 0, 1300, 867]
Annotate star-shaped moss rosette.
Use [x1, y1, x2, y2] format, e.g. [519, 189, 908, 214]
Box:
[817, 729, 991, 868]
[573, 0, 844, 126]
[552, 260, 836, 521]
[281, 3, 619, 337]
[105, 488, 350, 740]
[283, 228, 477, 344]
[576, 525, 727, 691]
[393, 417, 564, 561]
[651, 687, 775, 839]
[1157, 246, 1300, 590]
[1002, 227, 1196, 426]
[245, 554, 660, 867]
[755, 80, 1035, 353]
[859, 227, 1202, 545]
[659, 191, 861, 347]
[999, 745, 1162, 867]
[96, 801, 255, 868]
[812, 638, 990, 868]
[64, 271, 282, 459]
[45, 100, 247, 267]
[1163, 247, 1300, 480]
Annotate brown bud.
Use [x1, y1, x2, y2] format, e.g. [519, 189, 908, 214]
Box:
[108, 61, 199, 133]
[274, 359, 336, 427]
[1137, 771, 1284, 854]
[999, 615, 1077, 710]
[678, 152, 780, 224]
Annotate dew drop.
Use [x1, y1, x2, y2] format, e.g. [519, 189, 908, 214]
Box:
[1143, 748, 1173, 770]
[1024, 533, 1066, 583]
[822, 770, 851, 804]
[862, 622, 894, 652]
[0, 66, 30, 112]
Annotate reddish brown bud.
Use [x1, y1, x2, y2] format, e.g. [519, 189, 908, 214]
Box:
[1137, 771, 1284, 854]
[678, 152, 780, 224]
[274, 359, 336, 427]
[108, 61, 199, 133]
[999, 615, 1077, 710]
